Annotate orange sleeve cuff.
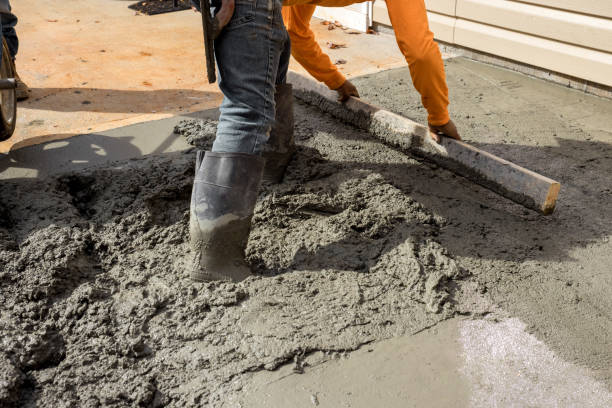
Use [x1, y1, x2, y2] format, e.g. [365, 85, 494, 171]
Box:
[428, 110, 450, 127]
[325, 71, 347, 90]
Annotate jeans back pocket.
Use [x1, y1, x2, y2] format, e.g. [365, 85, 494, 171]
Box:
[224, 0, 256, 31]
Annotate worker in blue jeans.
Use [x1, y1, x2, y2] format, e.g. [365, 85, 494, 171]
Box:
[189, 0, 295, 281]
[0, 0, 28, 100]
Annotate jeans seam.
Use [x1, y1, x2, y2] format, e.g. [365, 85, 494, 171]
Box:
[213, 0, 288, 156]
[252, 7, 275, 155]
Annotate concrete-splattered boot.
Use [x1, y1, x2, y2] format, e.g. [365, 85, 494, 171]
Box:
[262, 83, 295, 183]
[189, 151, 264, 281]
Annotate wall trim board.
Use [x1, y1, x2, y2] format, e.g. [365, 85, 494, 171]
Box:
[456, 0, 612, 53]
[428, 12, 456, 43]
[424, 0, 457, 16]
[515, 0, 612, 19]
[454, 19, 612, 86]
[373, 2, 455, 43]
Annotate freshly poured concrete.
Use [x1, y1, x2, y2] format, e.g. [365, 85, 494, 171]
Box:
[235, 57, 612, 408]
[351, 58, 612, 386]
[1, 57, 611, 407]
[238, 318, 470, 408]
[239, 317, 611, 408]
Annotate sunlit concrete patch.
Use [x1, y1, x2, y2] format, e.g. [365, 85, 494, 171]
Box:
[235, 318, 470, 408]
[236, 316, 611, 408]
[460, 318, 612, 408]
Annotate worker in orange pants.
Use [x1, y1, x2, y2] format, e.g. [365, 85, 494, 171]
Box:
[282, 0, 460, 141]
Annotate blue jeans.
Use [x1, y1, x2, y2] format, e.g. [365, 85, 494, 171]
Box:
[0, 0, 18, 58]
[211, 0, 291, 155]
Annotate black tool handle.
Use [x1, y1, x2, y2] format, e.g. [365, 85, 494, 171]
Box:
[200, 0, 217, 84]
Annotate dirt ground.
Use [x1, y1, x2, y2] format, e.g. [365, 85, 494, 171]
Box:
[1, 58, 611, 407]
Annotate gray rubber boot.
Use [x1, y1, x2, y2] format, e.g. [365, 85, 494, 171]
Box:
[262, 83, 295, 183]
[189, 151, 264, 282]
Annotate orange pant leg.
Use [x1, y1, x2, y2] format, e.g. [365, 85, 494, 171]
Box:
[385, 0, 450, 125]
[282, 4, 347, 90]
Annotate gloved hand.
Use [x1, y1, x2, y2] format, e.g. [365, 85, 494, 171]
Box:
[334, 80, 360, 103]
[429, 119, 461, 142]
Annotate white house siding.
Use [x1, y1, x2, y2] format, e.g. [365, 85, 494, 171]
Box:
[372, 0, 612, 86]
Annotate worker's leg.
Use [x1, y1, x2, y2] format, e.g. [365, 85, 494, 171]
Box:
[0, 0, 28, 100]
[385, 0, 449, 126]
[190, 0, 289, 281]
[262, 30, 295, 182]
[213, 0, 290, 154]
[275, 27, 291, 86]
[0, 0, 18, 58]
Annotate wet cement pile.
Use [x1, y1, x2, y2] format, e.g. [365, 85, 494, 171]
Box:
[1, 103, 473, 407]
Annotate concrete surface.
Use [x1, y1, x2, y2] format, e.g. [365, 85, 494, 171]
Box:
[237, 317, 611, 408]
[1, 2, 611, 407]
[237, 318, 471, 408]
[0, 109, 217, 180]
[353, 58, 612, 386]
[3, 0, 408, 153]
[232, 58, 612, 407]
[2, 55, 610, 407]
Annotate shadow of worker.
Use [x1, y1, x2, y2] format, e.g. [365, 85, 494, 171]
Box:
[21, 88, 218, 115]
[0, 133, 142, 180]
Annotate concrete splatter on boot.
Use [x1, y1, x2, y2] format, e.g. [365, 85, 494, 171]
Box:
[189, 151, 264, 282]
[262, 83, 295, 183]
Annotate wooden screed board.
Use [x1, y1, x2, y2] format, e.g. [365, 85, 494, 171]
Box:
[288, 72, 561, 215]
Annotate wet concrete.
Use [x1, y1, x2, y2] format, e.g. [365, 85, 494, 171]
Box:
[240, 316, 611, 408]
[239, 318, 470, 408]
[352, 57, 612, 386]
[1, 57, 611, 407]
[0, 102, 476, 407]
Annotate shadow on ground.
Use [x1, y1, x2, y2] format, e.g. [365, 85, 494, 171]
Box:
[0, 109, 220, 179]
[21, 88, 219, 114]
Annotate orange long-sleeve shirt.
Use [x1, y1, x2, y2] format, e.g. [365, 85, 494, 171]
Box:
[282, 0, 450, 126]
